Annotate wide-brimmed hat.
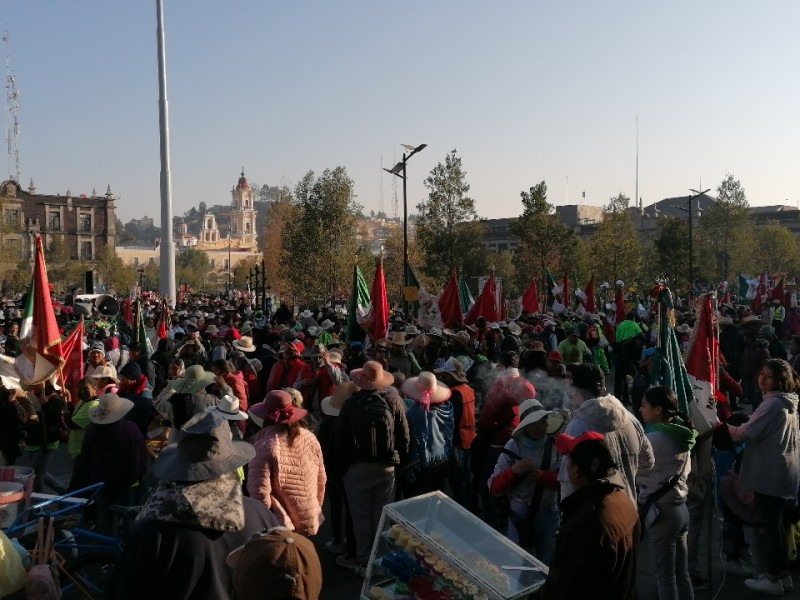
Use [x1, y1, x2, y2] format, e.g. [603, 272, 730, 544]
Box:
[207, 394, 248, 421]
[281, 340, 304, 357]
[404, 325, 421, 336]
[205, 324, 220, 335]
[350, 361, 394, 390]
[402, 372, 451, 407]
[327, 349, 343, 364]
[507, 322, 522, 336]
[169, 364, 216, 394]
[308, 343, 327, 358]
[88, 342, 106, 356]
[89, 393, 134, 425]
[530, 341, 545, 353]
[153, 411, 255, 482]
[249, 390, 308, 425]
[434, 356, 468, 383]
[233, 336, 257, 353]
[240, 321, 254, 336]
[675, 324, 691, 334]
[89, 364, 119, 383]
[299, 309, 314, 319]
[512, 408, 565, 437]
[450, 331, 472, 348]
[320, 319, 335, 331]
[388, 331, 411, 346]
[227, 527, 322, 600]
[320, 395, 340, 417]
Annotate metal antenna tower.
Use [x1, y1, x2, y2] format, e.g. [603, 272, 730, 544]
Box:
[3, 28, 21, 182]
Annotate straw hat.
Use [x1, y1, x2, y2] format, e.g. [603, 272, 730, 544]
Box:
[511, 408, 565, 437]
[328, 349, 343, 364]
[450, 331, 472, 348]
[153, 412, 255, 482]
[89, 393, 134, 425]
[388, 331, 412, 346]
[89, 364, 119, 383]
[233, 336, 257, 353]
[205, 324, 220, 335]
[350, 361, 394, 390]
[434, 356, 469, 383]
[402, 372, 452, 407]
[507, 322, 522, 336]
[207, 395, 248, 421]
[320, 319, 335, 331]
[320, 395, 340, 417]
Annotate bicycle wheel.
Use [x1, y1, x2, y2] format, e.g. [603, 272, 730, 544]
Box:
[62, 550, 120, 600]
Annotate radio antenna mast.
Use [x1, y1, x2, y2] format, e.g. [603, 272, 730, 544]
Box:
[3, 28, 21, 182]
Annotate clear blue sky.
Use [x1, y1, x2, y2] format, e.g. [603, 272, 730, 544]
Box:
[5, 1, 800, 223]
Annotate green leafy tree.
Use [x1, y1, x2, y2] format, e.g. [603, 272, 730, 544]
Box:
[232, 256, 262, 290]
[650, 217, 691, 288]
[697, 174, 753, 281]
[755, 220, 800, 275]
[588, 194, 642, 286]
[263, 188, 298, 297]
[280, 167, 363, 304]
[415, 149, 486, 285]
[93, 246, 137, 294]
[510, 181, 580, 285]
[177, 248, 213, 290]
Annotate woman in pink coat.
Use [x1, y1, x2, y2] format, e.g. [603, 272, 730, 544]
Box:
[247, 390, 326, 536]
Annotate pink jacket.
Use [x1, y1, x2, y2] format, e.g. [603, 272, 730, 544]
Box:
[247, 425, 326, 536]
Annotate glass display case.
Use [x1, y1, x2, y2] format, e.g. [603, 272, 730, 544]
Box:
[361, 491, 548, 600]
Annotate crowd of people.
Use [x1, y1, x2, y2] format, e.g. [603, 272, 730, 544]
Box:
[0, 294, 798, 599]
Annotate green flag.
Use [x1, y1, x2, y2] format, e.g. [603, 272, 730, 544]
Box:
[650, 286, 693, 415]
[346, 265, 370, 342]
[132, 300, 153, 357]
[19, 280, 34, 343]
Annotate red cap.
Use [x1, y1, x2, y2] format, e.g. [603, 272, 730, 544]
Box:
[555, 431, 605, 454]
[547, 350, 563, 363]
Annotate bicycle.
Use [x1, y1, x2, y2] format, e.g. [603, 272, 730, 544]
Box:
[5, 483, 137, 600]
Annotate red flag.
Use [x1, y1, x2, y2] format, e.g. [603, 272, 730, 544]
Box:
[585, 275, 596, 313]
[685, 293, 717, 385]
[16, 236, 64, 384]
[772, 275, 785, 305]
[121, 298, 133, 325]
[520, 278, 540, 314]
[59, 320, 85, 405]
[562, 269, 570, 309]
[156, 299, 169, 339]
[615, 284, 626, 324]
[465, 274, 499, 324]
[369, 256, 389, 342]
[437, 272, 463, 329]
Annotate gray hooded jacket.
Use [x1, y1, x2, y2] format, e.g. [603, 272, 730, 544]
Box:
[732, 390, 800, 499]
[558, 393, 654, 501]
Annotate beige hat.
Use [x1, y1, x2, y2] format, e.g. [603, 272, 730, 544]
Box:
[233, 336, 256, 353]
[320, 395, 340, 417]
[89, 364, 119, 383]
[401, 372, 451, 406]
[207, 395, 248, 421]
[89, 393, 134, 425]
[168, 364, 216, 394]
[350, 361, 393, 390]
[388, 331, 412, 346]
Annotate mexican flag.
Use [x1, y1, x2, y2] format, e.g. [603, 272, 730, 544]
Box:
[346, 265, 371, 342]
[18, 281, 34, 344]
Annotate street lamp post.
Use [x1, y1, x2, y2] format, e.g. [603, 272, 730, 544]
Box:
[227, 226, 232, 298]
[384, 143, 427, 314]
[673, 188, 710, 289]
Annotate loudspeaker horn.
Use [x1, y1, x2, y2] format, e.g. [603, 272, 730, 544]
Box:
[95, 294, 120, 318]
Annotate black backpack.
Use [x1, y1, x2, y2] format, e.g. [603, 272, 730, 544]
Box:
[349, 391, 395, 463]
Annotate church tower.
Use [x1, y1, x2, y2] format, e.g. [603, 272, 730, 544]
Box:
[230, 168, 257, 248]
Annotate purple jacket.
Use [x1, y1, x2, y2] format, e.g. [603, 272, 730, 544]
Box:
[81, 420, 148, 492]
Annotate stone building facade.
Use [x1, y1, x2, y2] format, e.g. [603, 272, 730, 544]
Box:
[0, 179, 116, 261]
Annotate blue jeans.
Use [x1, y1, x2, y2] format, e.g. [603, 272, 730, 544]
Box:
[645, 501, 694, 600]
[508, 498, 559, 565]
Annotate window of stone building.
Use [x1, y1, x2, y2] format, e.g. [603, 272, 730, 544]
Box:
[80, 242, 92, 260]
[5, 238, 20, 256]
[223, 258, 230, 270]
[80, 214, 91, 232]
[210, 259, 216, 268]
[5, 210, 18, 228]
[49, 212, 60, 231]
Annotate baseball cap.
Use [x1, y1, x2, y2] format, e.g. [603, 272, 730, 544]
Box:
[555, 431, 605, 455]
[547, 350, 563, 363]
[227, 527, 322, 600]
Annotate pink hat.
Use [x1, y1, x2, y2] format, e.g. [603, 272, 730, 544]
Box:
[249, 391, 307, 425]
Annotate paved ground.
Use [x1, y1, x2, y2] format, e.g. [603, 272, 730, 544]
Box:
[41, 445, 797, 599]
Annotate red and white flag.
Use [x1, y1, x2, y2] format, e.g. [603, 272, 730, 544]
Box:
[16, 236, 64, 385]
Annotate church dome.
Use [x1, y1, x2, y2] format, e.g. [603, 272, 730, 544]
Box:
[236, 168, 249, 190]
